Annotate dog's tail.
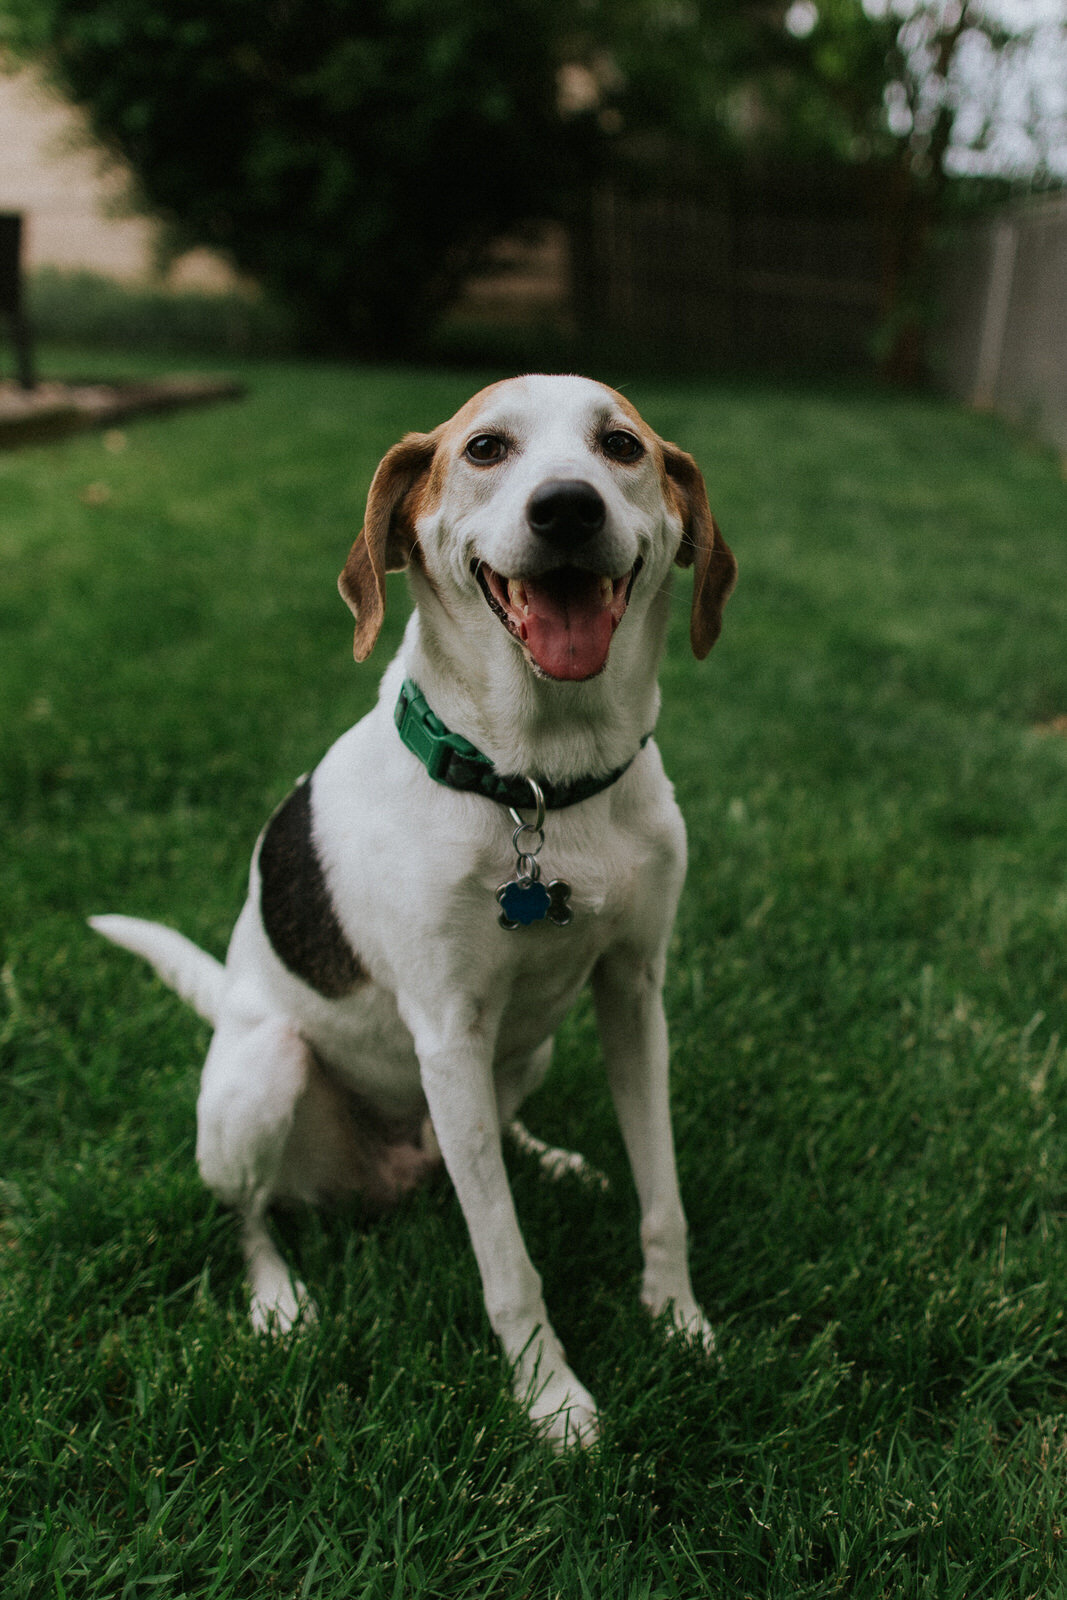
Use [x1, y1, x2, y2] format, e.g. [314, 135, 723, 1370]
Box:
[89, 914, 226, 1026]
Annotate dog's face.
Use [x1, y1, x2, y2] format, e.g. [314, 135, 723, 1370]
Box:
[340, 375, 736, 680]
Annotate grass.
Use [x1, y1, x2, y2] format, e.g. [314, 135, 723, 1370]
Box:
[2, 349, 1067, 1598]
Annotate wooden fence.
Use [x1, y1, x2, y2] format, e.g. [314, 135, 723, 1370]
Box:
[569, 183, 885, 370]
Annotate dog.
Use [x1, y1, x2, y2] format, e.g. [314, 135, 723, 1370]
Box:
[91, 373, 737, 1447]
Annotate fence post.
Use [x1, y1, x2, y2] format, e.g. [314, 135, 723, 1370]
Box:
[971, 217, 1017, 412]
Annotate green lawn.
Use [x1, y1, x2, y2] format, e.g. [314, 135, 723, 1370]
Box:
[2, 352, 1067, 1598]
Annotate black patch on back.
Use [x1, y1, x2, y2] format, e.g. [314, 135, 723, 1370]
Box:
[258, 775, 365, 998]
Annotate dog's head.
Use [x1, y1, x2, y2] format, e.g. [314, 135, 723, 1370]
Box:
[339, 375, 736, 680]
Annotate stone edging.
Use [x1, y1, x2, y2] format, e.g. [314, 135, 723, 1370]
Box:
[0, 375, 245, 448]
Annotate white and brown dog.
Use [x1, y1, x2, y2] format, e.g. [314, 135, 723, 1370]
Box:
[92, 374, 737, 1447]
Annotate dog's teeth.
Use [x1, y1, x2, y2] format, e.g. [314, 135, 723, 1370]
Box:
[507, 579, 529, 616]
[599, 576, 614, 608]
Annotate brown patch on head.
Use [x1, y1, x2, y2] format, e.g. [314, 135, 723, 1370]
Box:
[442, 377, 516, 430]
[595, 384, 683, 514]
[339, 382, 528, 661]
[598, 385, 666, 468]
[601, 384, 738, 658]
[603, 385, 660, 445]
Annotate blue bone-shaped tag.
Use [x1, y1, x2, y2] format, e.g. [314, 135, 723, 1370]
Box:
[497, 878, 572, 930]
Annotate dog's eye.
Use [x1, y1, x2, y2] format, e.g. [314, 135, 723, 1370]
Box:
[602, 430, 644, 463]
[465, 434, 508, 465]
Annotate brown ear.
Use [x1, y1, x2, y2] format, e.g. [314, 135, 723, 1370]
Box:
[338, 429, 440, 660]
[662, 440, 738, 659]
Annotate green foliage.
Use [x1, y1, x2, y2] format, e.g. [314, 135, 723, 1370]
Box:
[571, 0, 899, 173]
[575, 0, 1066, 185]
[2, 355, 1067, 1594]
[8, 0, 1060, 369]
[27, 267, 298, 356]
[6, 0, 583, 355]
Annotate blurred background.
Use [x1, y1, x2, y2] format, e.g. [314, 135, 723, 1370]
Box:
[1, 0, 1065, 450]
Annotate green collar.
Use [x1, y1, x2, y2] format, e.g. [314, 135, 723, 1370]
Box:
[394, 679, 650, 811]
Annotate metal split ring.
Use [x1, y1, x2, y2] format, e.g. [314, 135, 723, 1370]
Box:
[508, 775, 546, 833]
[508, 776, 547, 864]
[510, 822, 544, 860]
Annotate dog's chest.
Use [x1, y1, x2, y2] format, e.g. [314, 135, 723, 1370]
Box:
[489, 926, 604, 1052]
[270, 715, 685, 1060]
[472, 809, 674, 1002]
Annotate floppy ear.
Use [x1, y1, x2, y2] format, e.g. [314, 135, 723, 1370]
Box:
[338, 430, 440, 661]
[662, 440, 738, 659]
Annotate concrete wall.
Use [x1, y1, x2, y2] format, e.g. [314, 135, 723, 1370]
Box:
[934, 194, 1067, 457]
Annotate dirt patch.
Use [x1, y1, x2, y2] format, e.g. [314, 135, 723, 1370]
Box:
[1034, 715, 1067, 737]
[0, 375, 245, 448]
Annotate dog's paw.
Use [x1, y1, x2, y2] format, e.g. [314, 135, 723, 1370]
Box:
[645, 1292, 719, 1359]
[524, 1368, 600, 1451]
[666, 1299, 718, 1357]
[249, 1276, 317, 1336]
[510, 1328, 600, 1450]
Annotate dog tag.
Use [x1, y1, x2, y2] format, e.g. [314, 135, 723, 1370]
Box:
[497, 777, 572, 930]
[497, 875, 572, 931]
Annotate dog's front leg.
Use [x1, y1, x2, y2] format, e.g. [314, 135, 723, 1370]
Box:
[412, 1024, 599, 1448]
[592, 948, 715, 1349]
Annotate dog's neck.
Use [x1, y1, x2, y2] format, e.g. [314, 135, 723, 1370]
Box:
[397, 581, 671, 787]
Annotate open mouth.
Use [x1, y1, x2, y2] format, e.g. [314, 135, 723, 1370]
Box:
[474, 560, 641, 681]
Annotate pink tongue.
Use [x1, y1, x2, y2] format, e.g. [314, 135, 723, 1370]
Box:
[519, 572, 613, 681]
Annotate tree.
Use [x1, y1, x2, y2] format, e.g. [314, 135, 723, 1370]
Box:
[773, 0, 1067, 376]
[567, 1, 1066, 189]
[8, 0, 1062, 368]
[5, 0, 587, 355]
[563, 0, 1067, 377]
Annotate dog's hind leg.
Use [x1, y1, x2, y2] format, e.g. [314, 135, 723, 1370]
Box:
[240, 1203, 314, 1335]
[196, 1011, 316, 1332]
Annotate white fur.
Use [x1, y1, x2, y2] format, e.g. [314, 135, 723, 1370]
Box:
[91, 375, 731, 1450]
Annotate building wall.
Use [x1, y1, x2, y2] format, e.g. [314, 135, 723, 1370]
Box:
[0, 63, 236, 290]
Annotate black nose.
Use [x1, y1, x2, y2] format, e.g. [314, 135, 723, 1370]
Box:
[526, 479, 606, 548]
